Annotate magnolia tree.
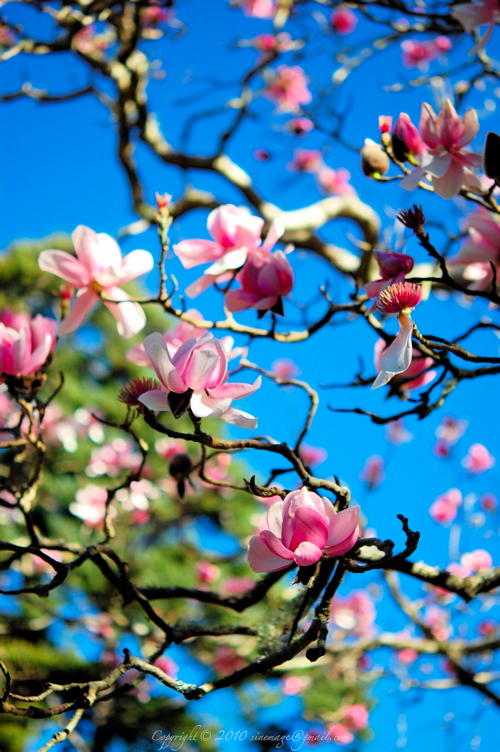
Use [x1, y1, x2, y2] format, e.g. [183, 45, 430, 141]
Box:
[1, 0, 500, 750]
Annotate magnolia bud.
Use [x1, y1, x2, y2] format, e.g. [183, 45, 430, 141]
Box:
[361, 139, 389, 177]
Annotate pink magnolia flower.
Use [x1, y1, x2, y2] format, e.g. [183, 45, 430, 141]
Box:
[330, 8, 358, 34]
[386, 419, 413, 445]
[251, 32, 295, 58]
[271, 358, 300, 379]
[401, 40, 437, 69]
[340, 704, 369, 731]
[436, 415, 468, 445]
[299, 444, 328, 468]
[224, 245, 294, 316]
[196, 561, 221, 584]
[265, 65, 312, 113]
[127, 309, 207, 366]
[247, 487, 360, 572]
[39, 226, 154, 338]
[391, 113, 424, 163]
[461, 548, 493, 572]
[241, 0, 276, 18]
[365, 249, 414, 300]
[401, 100, 483, 199]
[372, 282, 423, 389]
[359, 455, 385, 489]
[138, 332, 261, 428]
[429, 488, 462, 525]
[282, 676, 311, 695]
[173, 205, 282, 298]
[480, 492, 498, 512]
[424, 605, 451, 641]
[435, 36, 453, 53]
[316, 166, 356, 196]
[462, 443, 495, 473]
[0, 313, 56, 377]
[449, 211, 500, 290]
[397, 648, 418, 664]
[286, 148, 323, 173]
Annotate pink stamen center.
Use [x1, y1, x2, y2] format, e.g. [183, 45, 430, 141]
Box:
[377, 282, 422, 314]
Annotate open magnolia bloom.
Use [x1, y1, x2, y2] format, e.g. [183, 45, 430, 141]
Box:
[372, 282, 423, 390]
[400, 100, 483, 199]
[248, 487, 360, 573]
[39, 225, 154, 338]
[173, 204, 284, 298]
[0, 313, 56, 378]
[138, 331, 261, 428]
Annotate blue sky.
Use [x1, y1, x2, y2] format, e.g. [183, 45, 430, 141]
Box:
[2, 1, 500, 750]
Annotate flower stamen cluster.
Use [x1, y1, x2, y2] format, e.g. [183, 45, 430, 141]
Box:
[377, 282, 423, 315]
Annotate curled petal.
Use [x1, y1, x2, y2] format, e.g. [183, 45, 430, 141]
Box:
[219, 407, 258, 429]
[190, 390, 232, 419]
[138, 389, 169, 411]
[372, 313, 414, 389]
[205, 248, 248, 275]
[292, 541, 324, 567]
[27, 333, 54, 374]
[266, 501, 285, 537]
[324, 506, 360, 550]
[260, 530, 295, 560]
[207, 376, 261, 401]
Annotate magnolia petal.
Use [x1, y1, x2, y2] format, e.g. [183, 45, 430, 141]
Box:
[95, 232, 123, 272]
[205, 248, 248, 275]
[372, 313, 414, 390]
[432, 161, 465, 199]
[173, 239, 222, 269]
[38, 250, 90, 287]
[143, 333, 177, 387]
[103, 287, 146, 338]
[261, 218, 285, 252]
[190, 390, 232, 419]
[420, 151, 452, 178]
[457, 109, 480, 148]
[292, 541, 324, 567]
[224, 290, 262, 312]
[219, 406, 258, 429]
[26, 333, 53, 374]
[115, 249, 154, 284]
[260, 530, 295, 560]
[325, 506, 360, 549]
[289, 506, 329, 550]
[419, 103, 440, 148]
[138, 389, 170, 411]
[266, 501, 284, 537]
[58, 288, 98, 336]
[207, 376, 261, 401]
[324, 523, 360, 557]
[185, 274, 218, 299]
[72, 225, 100, 276]
[247, 535, 291, 573]
[400, 166, 427, 192]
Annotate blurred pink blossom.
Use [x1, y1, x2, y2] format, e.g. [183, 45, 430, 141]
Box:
[265, 65, 312, 113]
[449, 211, 500, 290]
[271, 358, 300, 379]
[286, 117, 314, 136]
[461, 549, 493, 571]
[330, 590, 376, 637]
[359, 456, 385, 490]
[397, 647, 418, 664]
[154, 656, 178, 678]
[241, 0, 276, 18]
[316, 166, 356, 196]
[462, 443, 495, 473]
[429, 488, 462, 525]
[325, 724, 354, 746]
[340, 704, 369, 731]
[480, 493, 498, 512]
[436, 415, 468, 445]
[286, 148, 323, 173]
[196, 561, 221, 584]
[330, 8, 357, 34]
[69, 484, 113, 528]
[299, 444, 328, 468]
[386, 419, 413, 445]
[87, 438, 142, 477]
